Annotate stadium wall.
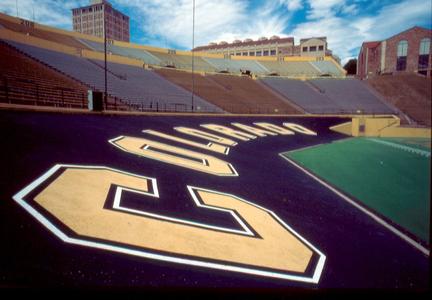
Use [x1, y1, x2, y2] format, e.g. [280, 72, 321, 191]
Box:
[332, 116, 431, 138]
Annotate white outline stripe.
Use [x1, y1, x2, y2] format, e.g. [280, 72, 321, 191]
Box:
[12, 164, 325, 284]
[108, 136, 239, 177]
[279, 153, 430, 256]
[368, 138, 431, 157]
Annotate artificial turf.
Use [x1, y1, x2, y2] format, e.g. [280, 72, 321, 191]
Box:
[284, 137, 431, 243]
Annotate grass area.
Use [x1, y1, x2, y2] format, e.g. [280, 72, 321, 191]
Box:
[284, 137, 431, 243]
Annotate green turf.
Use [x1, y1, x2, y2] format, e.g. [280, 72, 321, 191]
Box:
[284, 137, 431, 243]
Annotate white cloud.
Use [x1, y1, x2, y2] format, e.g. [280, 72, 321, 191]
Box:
[114, 0, 295, 49]
[291, 0, 431, 65]
[0, 0, 88, 28]
[0, 0, 430, 66]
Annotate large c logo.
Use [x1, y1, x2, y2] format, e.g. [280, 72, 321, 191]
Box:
[13, 165, 325, 283]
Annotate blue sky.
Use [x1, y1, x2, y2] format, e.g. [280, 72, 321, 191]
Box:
[1, 0, 431, 64]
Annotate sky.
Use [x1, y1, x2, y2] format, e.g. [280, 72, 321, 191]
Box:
[0, 0, 431, 65]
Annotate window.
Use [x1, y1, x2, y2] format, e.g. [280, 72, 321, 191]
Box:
[309, 46, 317, 52]
[419, 38, 430, 55]
[418, 38, 430, 70]
[397, 40, 408, 57]
[396, 40, 408, 71]
[263, 50, 269, 56]
[318, 45, 324, 51]
[270, 50, 276, 56]
[302, 46, 308, 52]
[249, 52, 255, 56]
[242, 52, 248, 56]
[256, 51, 262, 56]
[236, 53, 241, 56]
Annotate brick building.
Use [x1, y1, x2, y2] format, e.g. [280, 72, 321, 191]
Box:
[72, 0, 129, 42]
[193, 36, 332, 59]
[357, 26, 431, 79]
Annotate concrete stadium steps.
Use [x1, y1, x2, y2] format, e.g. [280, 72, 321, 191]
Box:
[77, 38, 162, 66]
[155, 68, 301, 114]
[309, 78, 395, 114]
[261, 77, 396, 114]
[310, 61, 344, 76]
[258, 60, 320, 76]
[3, 40, 221, 112]
[88, 60, 223, 112]
[260, 77, 339, 113]
[0, 17, 90, 50]
[202, 57, 268, 74]
[367, 75, 432, 126]
[146, 51, 216, 72]
[0, 41, 89, 108]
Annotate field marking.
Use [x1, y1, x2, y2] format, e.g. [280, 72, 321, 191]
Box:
[279, 153, 430, 257]
[368, 138, 431, 157]
[12, 164, 326, 284]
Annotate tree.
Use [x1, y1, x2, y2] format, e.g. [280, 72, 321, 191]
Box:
[343, 59, 357, 75]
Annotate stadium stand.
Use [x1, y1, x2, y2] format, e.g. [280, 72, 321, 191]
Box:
[2, 40, 221, 112]
[258, 61, 322, 77]
[260, 77, 338, 113]
[310, 61, 343, 76]
[367, 74, 432, 126]
[309, 78, 395, 114]
[0, 17, 90, 50]
[0, 41, 89, 108]
[202, 57, 268, 74]
[146, 50, 216, 72]
[77, 38, 162, 66]
[155, 68, 300, 114]
[89, 60, 222, 112]
[260, 77, 395, 114]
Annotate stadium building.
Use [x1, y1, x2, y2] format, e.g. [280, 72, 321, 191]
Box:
[193, 36, 331, 59]
[72, 0, 130, 42]
[357, 26, 432, 79]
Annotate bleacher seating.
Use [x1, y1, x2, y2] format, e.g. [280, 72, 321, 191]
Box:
[261, 77, 395, 114]
[258, 61, 320, 76]
[260, 78, 338, 113]
[2, 40, 222, 112]
[309, 78, 394, 113]
[78, 38, 162, 66]
[203, 57, 268, 74]
[155, 68, 300, 114]
[367, 74, 432, 126]
[310, 61, 344, 76]
[0, 41, 88, 108]
[0, 17, 89, 50]
[147, 51, 216, 72]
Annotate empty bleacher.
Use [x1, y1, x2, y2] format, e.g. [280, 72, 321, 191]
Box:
[258, 61, 321, 76]
[0, 17, 89, 50]
[0, 41, 89, 108]
[309, 78, 394, 113]
[367, 74, 432, 126]
[203, 57, 268, 74]
[2, 39, 222, 112]
[260, 78, 338, 113]
[155, 68, 300, 114]
[261, 77, 395, 114]
[147, 51, 216, 72]
[78, 38, 162, 66]
[310, 61, 344, 76]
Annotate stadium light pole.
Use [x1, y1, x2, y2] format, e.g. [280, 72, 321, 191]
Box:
[191, 0, 195, 112]
[103, 3, 108, 110]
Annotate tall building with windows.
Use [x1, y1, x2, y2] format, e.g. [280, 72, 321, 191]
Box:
[193, 36, 331, 59]
[357, 26, 431, 79]
[72, 0, 130, 42]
